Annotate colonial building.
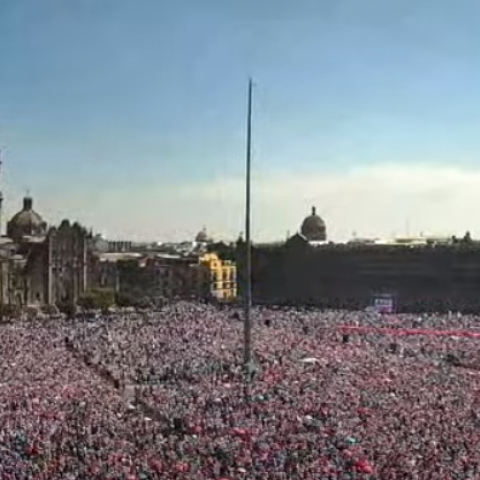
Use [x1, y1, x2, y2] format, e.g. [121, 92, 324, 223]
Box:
[1, 196, 93, 308]
[7, 196, 48, 240]
[237, 206, 480, 313]
[195, 227, 213, 245]
[95, 248, 237, 305]
[300, 206, 327, 242]
[46, 220, 90, 305]
[200, 252, 237, 300]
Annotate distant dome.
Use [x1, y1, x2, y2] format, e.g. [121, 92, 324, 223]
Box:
[7, 196, 47, 240]
[300, 206, 326, 241]
[195, 227, 210, 243]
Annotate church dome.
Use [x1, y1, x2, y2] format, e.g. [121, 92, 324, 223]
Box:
[7, 196, 47, 240]
[195, 227, 210, 243]
[300, 206, 326, 241]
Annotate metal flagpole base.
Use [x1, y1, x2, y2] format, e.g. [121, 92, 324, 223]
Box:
[243, 360, 258, 402]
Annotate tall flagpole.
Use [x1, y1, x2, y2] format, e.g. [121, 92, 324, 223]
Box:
[0, 150, 3, 236]
[244, 78, 253, 392]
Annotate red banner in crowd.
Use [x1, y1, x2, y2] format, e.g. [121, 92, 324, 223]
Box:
[339, 326, 480, 339]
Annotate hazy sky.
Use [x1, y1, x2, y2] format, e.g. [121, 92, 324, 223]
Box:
[2, 0, 480, 242]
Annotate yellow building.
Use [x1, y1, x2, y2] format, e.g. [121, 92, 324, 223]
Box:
[199, 252, 237, 301]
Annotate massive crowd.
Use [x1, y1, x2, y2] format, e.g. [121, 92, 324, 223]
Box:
[1, 302, 480, 479]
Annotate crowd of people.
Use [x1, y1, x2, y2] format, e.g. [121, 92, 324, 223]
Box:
[1, 302, 480, 479]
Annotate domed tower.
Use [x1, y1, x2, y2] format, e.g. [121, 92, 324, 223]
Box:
[300, 206, 326, 241]
[195, 227, 210, 244]
[7, 195, 47, 241]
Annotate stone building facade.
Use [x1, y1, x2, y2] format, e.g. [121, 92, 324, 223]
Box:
[46, 220, 89, 305]
[1, 196, 93, 307]
[236, 208, 480, 313]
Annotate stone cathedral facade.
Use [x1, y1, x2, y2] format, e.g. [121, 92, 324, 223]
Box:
[0, 195, 93, 307]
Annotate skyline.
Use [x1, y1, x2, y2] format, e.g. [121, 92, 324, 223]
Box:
[2, 0, 480, 241]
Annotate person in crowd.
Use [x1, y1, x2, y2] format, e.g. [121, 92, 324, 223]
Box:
[1, 302, 480, 479]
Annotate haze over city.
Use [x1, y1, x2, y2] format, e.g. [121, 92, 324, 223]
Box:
[2, 0, 480, 242]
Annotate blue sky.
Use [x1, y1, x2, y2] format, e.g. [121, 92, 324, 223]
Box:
[1, 0, 480, 241]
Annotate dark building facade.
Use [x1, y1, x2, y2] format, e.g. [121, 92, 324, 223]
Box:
[237, 207, 480, 313]
[300, 206, 327, 242]
[237, 238, 480, 313]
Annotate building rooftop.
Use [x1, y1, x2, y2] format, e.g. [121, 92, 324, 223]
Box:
[154, 253, 182, 260]
[97, 252, 143, 262]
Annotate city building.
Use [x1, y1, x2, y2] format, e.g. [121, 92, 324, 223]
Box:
[107, 240, 133, 253]
[94, 249, 237, 305]
[0, 195, 93, 308]
[300, 206, 327, 242]
[199, 252, 237, 300]
[7, 195, 48, 240]
[237, 206, 480, 313]
[46, 220, 90, 305]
